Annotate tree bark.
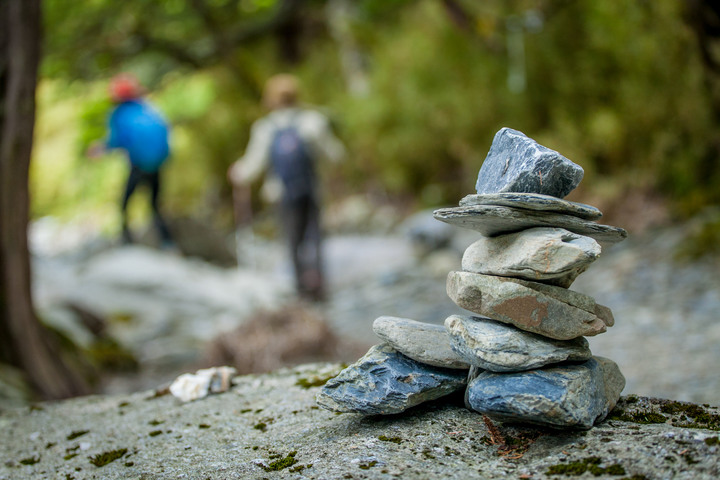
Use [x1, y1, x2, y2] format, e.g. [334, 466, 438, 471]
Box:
[0, 0, 88, 399]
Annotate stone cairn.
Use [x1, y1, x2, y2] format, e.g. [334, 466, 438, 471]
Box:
[317, 127, 628, 429]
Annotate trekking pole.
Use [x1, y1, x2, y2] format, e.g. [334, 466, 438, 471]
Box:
[231, 183, 256, 269]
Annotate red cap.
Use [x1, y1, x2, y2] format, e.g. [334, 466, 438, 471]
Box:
[109, 74, 143, 102]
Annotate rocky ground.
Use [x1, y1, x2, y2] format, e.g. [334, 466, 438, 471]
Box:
[5, 209, 720, 408]
[1, 363, 719, 480]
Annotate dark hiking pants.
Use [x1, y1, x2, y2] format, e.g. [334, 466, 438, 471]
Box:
[281, 194, 324, 300]
[121, 165, 172, 244]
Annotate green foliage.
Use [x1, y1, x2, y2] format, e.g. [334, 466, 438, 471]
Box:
[674, 212, 720, 260]
[86, 337, 139, 372]
[34, 0, 720, 234]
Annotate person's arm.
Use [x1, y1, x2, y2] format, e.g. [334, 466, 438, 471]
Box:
[228, 119, 272, 187]
[87, 108, 121, 158]
[85, 141, 107, 159]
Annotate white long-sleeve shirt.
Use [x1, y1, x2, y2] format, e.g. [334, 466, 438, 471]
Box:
[229, 107, 345, 202]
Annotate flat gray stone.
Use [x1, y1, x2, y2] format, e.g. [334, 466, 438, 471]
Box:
[445, 314, 591, 372]
[316, 344, 467, 415]
[475, 128, 584, 198]
[433, 204, 627, 247]
[446, 271, 613, 340]
[373, 316, 470, 369]
[461, 227, 601, 288]
[465, 356, 626, 429]
[459, 192, 602, 220]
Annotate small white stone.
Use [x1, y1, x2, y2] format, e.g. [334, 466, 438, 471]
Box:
[169, 366, 237, 402]
[170, 373, 211, 402]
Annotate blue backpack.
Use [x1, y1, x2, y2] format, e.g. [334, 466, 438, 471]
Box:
[269, 119, 315, 202]
[108, 100, 170, 173]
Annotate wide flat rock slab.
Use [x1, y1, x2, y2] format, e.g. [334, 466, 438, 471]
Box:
[460, 192, 602, 220]
[316, 344, 467, 415]
[461, 227, 601, 288]
[373, 316, 470, 369]
[445, 314, 591, 372]
[1, 363, 719, 479]
[465, 356, 625, 429]
[433, 204, 627, 247]
[447, 271, 613, 340]
[475, 128, 584, 198]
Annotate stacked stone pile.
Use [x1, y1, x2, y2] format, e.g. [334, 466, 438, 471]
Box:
[317, 127, 628, 429]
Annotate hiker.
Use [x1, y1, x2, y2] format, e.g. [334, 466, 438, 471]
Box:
[228, 74, 345, 301]
[87, 73, 174, 247]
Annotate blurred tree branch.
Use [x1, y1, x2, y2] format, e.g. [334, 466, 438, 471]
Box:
[440, 0, 475, 32]
[44, 0, 307, 92]
[685, 0, 720, 74]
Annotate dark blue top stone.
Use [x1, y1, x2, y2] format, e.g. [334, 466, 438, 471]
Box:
[475, 128, 584, 199]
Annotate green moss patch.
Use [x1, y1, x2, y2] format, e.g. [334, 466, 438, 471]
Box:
[86, 338, 138, 372]
[547, 457, 625, 476]
[89, 448, 128, 467]
[295, 373, 336, 389]
[378, 435, 402, 444]
[608, 408, 667, 424]
[19, 456, 40, 465]
[260, 451, 297, 472]
[359, 460, 378, 470]
[289, 463, 312, 473]
[610, 397, 720, 430]
[66, 430, 89, 440]
[660, 401, 720, 430]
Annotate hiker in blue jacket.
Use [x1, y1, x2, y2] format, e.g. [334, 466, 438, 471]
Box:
[228, 74, 345, 301]
[88, 74, 173, 246]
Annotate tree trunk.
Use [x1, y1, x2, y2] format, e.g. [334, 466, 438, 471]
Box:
[0, 0, 88, 399]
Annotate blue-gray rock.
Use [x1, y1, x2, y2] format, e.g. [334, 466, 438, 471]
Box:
[465, 356, 625, 429]
[447, 271, 613, 340]
[459, 192, 602, 220]
[461, 228, 601, 288]
[316, 344, 467, 415]
[433, 204, 627, 248]
[373, 316, 470, 369]
[475, 128, 584, 198]
[400, 208, 456, 254]
[445, 314, 591, 372]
